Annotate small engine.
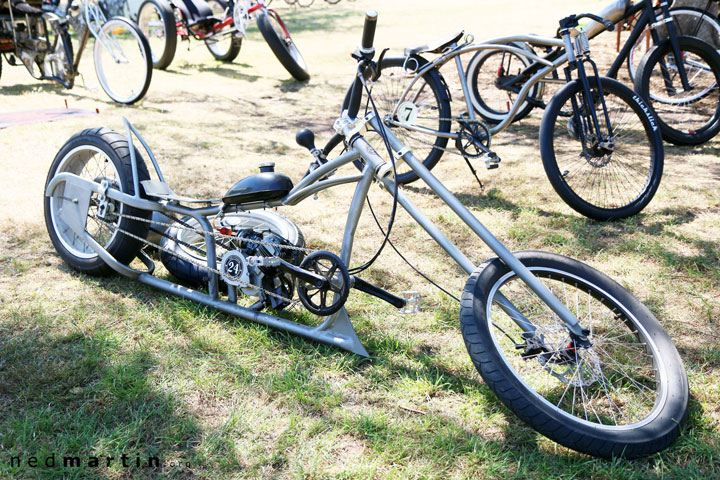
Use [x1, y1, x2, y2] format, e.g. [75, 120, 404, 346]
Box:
[225, 228, 302, 309]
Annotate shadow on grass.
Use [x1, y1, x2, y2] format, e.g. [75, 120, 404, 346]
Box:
[0, 325, 200, 479]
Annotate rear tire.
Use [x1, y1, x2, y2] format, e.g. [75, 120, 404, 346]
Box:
[461, 251, 688, 458]
[138, 0, 177, 69]
[44, 128, 151, 276]
[205, 0, 241, 62]
[256, 9, 309, 81]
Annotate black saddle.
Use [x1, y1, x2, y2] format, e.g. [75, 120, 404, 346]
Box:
[2, 0, 43, 15]
[174, 0, 216, 25]
[403, 31, 464, 56]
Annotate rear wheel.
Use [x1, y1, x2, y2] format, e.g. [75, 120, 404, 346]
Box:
[635, 36, 720, 146]
[44, 128, 151, 275]
[256, 9, 309, 81]
[466, 44, 540, 124]
[540, 76, 663, 220]
[346, 56, 452, 185]
[461, 251, 688, 458]
[93, 17, 153, 104]
[204, 0, 241, 62]
[137, 0, 177, 69]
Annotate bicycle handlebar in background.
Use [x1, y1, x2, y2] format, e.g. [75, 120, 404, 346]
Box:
[346, 10, 378, 120]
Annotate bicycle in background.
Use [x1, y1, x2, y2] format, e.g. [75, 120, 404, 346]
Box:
[0, 0, 153, 103]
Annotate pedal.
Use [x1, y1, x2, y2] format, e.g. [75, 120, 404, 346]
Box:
[399, 291, 422, 314]
[483, 152, 501, 169]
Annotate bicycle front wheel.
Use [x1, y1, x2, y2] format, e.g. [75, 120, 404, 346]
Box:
[205, 0, 241, 62]
[93, 17, 153, 104]
[461, 251, 688, 459]
[256, 9, 309, 81]
[540, 76, 663, 221]
[635, 36, 720, 146]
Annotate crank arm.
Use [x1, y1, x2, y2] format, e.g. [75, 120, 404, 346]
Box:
[351, 276, 406, 309]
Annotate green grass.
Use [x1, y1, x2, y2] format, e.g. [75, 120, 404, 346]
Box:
[1, 0, 719, 478]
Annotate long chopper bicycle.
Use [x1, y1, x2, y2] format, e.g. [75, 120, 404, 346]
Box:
[0, 0, 152, 103]
[44, 10, 688, 459]
[136, 0, 309, 80]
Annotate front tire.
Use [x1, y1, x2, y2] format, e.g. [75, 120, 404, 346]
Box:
[137, 0, 177, 69]
[460, 251, 688, 459]
[44, 128, 152, 275]
[540, 76, 663, 221]
[93, 17, 153, 104]
[256, 9, 309, 81]
[634, 36, 720, 146]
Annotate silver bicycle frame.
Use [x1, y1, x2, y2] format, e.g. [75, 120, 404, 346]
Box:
[388, 35, 567, 136]
[46, 115, 585, 357]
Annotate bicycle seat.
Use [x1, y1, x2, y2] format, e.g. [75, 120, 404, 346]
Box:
[404, 31, 464, 56]
[2, 0, 43, 15]
[175, 0, 214, 24]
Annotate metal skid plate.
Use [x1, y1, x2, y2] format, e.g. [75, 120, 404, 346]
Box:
[47, 173, 93, 239]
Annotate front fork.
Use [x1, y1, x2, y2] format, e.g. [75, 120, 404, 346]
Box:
[565, 57, 614, 151]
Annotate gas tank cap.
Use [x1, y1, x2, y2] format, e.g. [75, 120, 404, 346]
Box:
[258, 162, 275, 173]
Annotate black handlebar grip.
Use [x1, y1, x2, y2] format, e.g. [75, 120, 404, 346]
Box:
[361, 10, 378, 51]
[603, 20, 615, 32]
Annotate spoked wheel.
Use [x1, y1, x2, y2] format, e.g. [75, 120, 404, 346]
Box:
[635, 36, 720, 146]
[540, 76, 663, 221]
[44, 128, 151, 275]
[627, 7, 720, 84]
[256, 9, 309, 81]
[461, 251, 688, 459]
[205, 0, 242, 62]
[347, 56, 451, 185]
[466, 44, 540, 124]
[93, 17, 153, 104]
[137, 0, 177, 69]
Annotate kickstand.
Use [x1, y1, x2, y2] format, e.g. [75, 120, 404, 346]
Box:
[462, 155, 484, 190]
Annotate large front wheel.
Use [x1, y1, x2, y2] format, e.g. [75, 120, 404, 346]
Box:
[256, 9, 309, 81]
[460, 251, 688, 459]
[539, 76, 663, 221]
[93, 17, 153, 104]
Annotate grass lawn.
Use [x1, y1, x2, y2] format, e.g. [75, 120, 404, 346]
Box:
[0, 0, 719, 478]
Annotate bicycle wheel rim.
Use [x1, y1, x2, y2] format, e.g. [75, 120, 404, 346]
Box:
[547, 81, 657, 214]
[364, 62, 445, 180]
[267, 11, 307, 72]
[94, 19, 151, 104]
[138, 3, 166, 65]
[205, 0, 234, 57]
[485, 266, 667, 430]
[49, 145, 122, 259]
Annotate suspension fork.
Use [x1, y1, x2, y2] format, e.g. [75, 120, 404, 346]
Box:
[567, 59, 613, 146]
[647, 0, 693, 92]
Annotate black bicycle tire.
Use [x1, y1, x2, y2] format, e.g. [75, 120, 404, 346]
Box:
[44, 128, 151, 276]
[342, 56, 452, 185]
[466, 45, 540, 124]
[626, 6, 720, 84]
[460, 251, 688, 459]
[539, 76, 663, 220]
[635, 35, 720, 146]
[138, 0, 177, 69]
[256, 10, 309, 81]
[204, 0, 241, 62]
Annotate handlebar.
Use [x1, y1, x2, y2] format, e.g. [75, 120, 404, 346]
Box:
[558, 13, 615, 35]
[361, 10, 378, 52]
[346, 10, 379, 120]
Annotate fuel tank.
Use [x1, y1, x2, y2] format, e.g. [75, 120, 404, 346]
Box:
[222, 163, 293, 205]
